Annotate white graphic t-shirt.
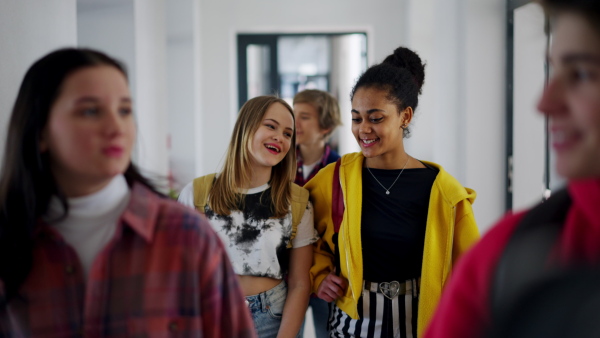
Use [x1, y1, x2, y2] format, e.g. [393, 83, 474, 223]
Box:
[178, 182, 317, 278]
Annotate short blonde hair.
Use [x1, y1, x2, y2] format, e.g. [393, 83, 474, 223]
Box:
[210, 96, 296, 218]
[293, 89, 342, 139]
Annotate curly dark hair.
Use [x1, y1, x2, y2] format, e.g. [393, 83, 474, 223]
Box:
[351, 46, 426, 138]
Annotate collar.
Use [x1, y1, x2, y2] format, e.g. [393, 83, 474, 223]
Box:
[296, 144, 332, 167]
[568, 178, 600, 228]
[119, 182, 160, 243]
[37, 182, 160, 243]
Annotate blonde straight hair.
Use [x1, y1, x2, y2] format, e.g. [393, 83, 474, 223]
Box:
[209, 96, 296, 218]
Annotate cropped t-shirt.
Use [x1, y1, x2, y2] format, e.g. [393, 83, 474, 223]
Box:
[178, 182, 318, 279]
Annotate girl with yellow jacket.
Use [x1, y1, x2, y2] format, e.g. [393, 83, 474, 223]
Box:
[304, 46, 480, 338]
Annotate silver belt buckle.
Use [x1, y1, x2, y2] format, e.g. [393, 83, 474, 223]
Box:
[379, 281, 401, 299]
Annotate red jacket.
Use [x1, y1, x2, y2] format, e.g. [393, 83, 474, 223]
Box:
[425, 179, 600, 338]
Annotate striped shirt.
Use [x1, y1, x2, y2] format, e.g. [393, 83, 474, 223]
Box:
[0, 182, 256, 338]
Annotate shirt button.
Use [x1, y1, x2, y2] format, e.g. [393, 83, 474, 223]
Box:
[168, 321, 178, 332]
[298, 167, 302, 172]
[65, 265, 75, 275]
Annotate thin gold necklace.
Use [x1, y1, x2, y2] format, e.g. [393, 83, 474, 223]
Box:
[366, 155, 410, 195]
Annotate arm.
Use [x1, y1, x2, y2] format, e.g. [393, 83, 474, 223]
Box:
[452, 199, 480, 264]
[304, 168, 337, 294]
[277, 245, 312, 338]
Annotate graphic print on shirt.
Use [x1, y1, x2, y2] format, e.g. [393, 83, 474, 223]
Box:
[204, 188, 293, 278]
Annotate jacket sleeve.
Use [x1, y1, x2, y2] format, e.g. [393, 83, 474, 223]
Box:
[304, 165, 336, 294]
[452, 197, 480, 265]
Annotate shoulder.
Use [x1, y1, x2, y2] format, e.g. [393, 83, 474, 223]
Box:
[325, 148, 341, 164]
[340, 152, 363, 167]
[154, 196, 225, 247]
[463, 211, 526, 271]
[291, 183, 309, 202]
[193, 173, 217, 187]
[426, 210, 527, 338]
[422, 160, 477, 205]
[177, 181, 194, 207]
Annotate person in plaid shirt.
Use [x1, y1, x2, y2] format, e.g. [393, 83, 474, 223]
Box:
[0, 48, 255, 337]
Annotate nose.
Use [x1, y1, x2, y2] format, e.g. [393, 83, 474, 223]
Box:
[103, 109, 125, 137]
[359, 121, 371, 134]
[537, 77, 565, 117]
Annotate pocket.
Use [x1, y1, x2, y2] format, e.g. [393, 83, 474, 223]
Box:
[128, 316, 201, 337]
[266, 283, 287, 319]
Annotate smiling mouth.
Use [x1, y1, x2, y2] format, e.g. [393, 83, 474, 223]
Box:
[361, 138, 379, 146]
[265, 144, 281, 153]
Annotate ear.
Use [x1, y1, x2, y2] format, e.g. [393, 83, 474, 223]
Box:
[400, 107, 414, 129]
[320, 127, 332, 139]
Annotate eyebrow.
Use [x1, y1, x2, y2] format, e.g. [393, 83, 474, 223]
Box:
[74, 97, 132, 104]
[558, 53, 600, 65]
[265, 118, 294, 131]
[351, 108, 386, 114]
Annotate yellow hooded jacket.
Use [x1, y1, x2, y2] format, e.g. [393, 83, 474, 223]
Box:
[304, 152, 480, 337]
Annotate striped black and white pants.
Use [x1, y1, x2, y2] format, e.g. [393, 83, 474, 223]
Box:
[328, 279, 419, 338]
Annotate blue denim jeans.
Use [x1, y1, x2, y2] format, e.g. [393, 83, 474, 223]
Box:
[246, 280, 287, 338]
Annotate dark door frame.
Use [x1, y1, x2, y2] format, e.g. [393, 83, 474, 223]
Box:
[237, 32, 368, 110]
[505, 0, 550, 211]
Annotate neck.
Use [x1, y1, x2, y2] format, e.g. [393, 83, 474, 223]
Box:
[54, 174, 118, 198]
[365, 150, 409, 170]
[245, 166, 272, 189]
[299, 141, 326, 165]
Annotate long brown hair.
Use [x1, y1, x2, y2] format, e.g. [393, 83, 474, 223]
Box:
[0, 48, 158, 302]
[209, 96, 296, 217]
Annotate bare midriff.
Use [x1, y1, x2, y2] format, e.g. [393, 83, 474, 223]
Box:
[238, 275, 282, 296]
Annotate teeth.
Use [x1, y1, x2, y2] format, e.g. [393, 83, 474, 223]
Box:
[266, 145, 280, 152]
[363, 139, 376, 144]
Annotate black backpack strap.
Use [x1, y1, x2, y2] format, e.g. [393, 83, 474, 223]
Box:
[331, 158, 343, 276]
[491, 188, 571, 322]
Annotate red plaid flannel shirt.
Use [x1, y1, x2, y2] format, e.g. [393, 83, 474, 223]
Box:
[0, 183, 256, 338]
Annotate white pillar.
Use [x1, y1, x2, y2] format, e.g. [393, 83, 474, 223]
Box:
[77, 0, 169, 181]
[0, 0, 77, 161]
[134, 0, 169, 179]
[166, 0, 203, 189]
[405, 0, 507, 233]
[431, 0, 466, 182]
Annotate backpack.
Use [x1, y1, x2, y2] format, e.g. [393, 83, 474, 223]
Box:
[192, 173, 309, 249]
[486, 188, 600, 337]
[331, 159, 344, 274]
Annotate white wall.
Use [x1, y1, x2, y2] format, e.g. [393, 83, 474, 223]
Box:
[77, 0, 170, 183]
[166, 0, 203, 190]
[77, 0, 136, 96]
[406, 0, 506, 233]
[0, 0, 77, 161]
[133, 0, 169, 179]
[196, 0, 407, 176]
[0, 0, 534, 234]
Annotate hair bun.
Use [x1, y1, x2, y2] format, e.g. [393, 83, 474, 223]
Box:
[382, 47, 425, 93]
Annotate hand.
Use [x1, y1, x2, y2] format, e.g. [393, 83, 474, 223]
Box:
[316, 271, 348, 302]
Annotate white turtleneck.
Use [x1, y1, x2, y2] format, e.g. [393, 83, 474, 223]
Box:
[45, 175, 131, 279]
